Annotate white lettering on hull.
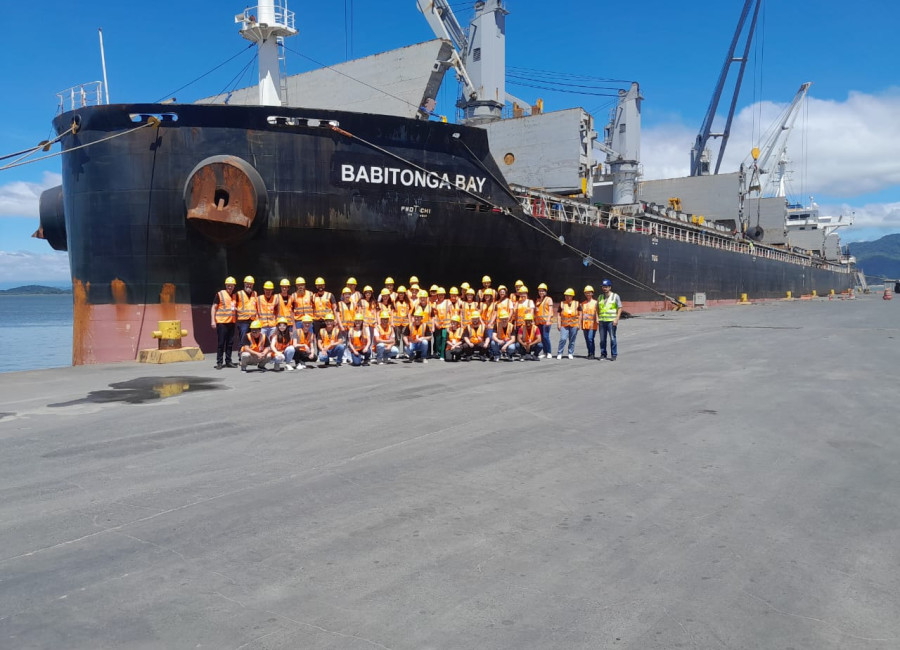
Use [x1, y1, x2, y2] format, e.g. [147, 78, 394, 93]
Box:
[339, 164, 487, 194]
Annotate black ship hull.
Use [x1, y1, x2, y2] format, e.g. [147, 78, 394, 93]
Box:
[41, 103, 854, 364]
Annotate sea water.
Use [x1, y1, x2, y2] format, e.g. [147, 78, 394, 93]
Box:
[0, 295, 73, 373]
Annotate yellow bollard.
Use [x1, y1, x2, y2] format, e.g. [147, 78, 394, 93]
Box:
[811, 289, 817, 297]
[139, 320, 204, 363]
[739, 293, 749, 303]
[786, 290, 792, 299]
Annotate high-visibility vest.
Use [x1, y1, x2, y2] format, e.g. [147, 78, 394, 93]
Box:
[277, 293, 294, 320]
[536, 297, 553, 325]
[393, 300, 410, 326]
[271, 332, 292, 352]
[292, 290, 314, 320]
[599, 293, 620, 321]
[447, 299, 461, 323]
[447, 327, 464, 347]
[433, 299, 450, 329]
[516, 299, 535, 325]
[520, 324, 541, 346]
[560, 301, 580, 328]
[349, 327, 368, 349]
[581, 299, 599, 330]
[496, 322, 515, 342]
[461, 301, 480, 327]
[293, 328, 314, 350]
[416, 302, 432, 326]
[497, 298, 514, 318]
[407, 322, 427, 342]
[480, 301, 496, 327]
[243, 332, 267, 353]
[235, 290, 258, 322]
[338, 301, 355, 328]
[318, 328, 339, 349]
[258, 294, 279, 327]
[376, 323, 395, 343]
[467, 323, 486, 345]
[313, 292, 334, 320]
[214, 290, 236, 324]
[357, 299, 375, 327]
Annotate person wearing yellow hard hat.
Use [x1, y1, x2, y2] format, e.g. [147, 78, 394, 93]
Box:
[413, 288, 434, 357]
[377, 287, 394, 325]
[240, 319, 273, 372]
[290, 315, 317, 369]
[535, 283, 554, 358]
[276, 279, 294, 333]
[556, 288, 580, 359]
[347, 312, 371, 366]
[476, 275, 492, 302]
[270, 317, 294, 371]
[210, 276, 238, 369]
[515, 285, 534, 329]
[428, 284, 439, 306]
[431, 287, 450, 360]
[317, 313, 346, 367]
[337, 287, 355, 335]
[408, 275, 420, 288]
[496, 284, 513, 319]
[312, 277, 336, 337]
[234, 275, 260, 344]
[447, 287, 461, 327]
[359, 285, 377, 339]
[346, 277, 361, 304]
[461, 287, 479, 329]
[518, 313, 543, 360]
[258, 281, 280, 340]
[403, 308, 432, 363]
[463, 310, 489, 360]
[480, 288, 497, 340]
[490, 310, 518, 361]
[581, 285, 599, 359]
[392, 285, 412, 357]
[598, 279, 622, 360]
[373, 310, 399, 364]
[383, 276, 397, 302]
[292, 277, 314, 329]
[445, 315, 465, 361]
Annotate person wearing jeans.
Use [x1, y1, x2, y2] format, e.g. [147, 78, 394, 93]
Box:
[598, 279, 623, 360]
[373, 311, 398, 364]
[581, 285, 599, 359]
[535, 283, 554, 359]
[317, 314, 346, 366]
[556, 288, 580, 359]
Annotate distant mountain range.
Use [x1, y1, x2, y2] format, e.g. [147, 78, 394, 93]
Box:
[0, 285, 72, 295]
[848, 234, 900, 281]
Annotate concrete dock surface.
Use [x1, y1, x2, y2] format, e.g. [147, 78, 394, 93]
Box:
[0, 296, 897, 649]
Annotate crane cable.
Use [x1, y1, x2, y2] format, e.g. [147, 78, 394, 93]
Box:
[329, 124, 681, 306]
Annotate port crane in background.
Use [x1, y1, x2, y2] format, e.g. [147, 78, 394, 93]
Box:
[748, 81, 812, 197]
[690, 0, 762, 177]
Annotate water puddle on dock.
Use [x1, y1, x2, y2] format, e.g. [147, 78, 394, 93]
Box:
[48, 376, 224, 407]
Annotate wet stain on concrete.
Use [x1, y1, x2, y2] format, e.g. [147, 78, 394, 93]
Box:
[0, 412, 14, 420]
[48, 376, 224, 407]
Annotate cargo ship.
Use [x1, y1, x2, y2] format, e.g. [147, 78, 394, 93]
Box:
[35, 0, 855, 364]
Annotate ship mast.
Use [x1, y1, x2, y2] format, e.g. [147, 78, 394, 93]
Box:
[235, 1, 298, 106]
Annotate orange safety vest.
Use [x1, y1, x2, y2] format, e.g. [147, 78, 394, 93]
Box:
[338, 301, 355, 328]
[416, 302, 432, 326]
[293, 328, 314, 350]
[360, 299, 377, 327]
[376, 323, 395, 343]
[520, 324, 541, 345]
[433, 299, 450, 329]
[407, 322, 427, 342]
[461, 301, 480, 327]
[581, 299, 599, 330]
[467, 323, 486, 345]
[235, 290, 258, 322]
[446, 327, 464, 347]
[277, 293, 294, 320]
[313, 292, 334, 320]
[560, 301, 580, 328]
[393, 300, 411, 326]
[258, 294, 280, 327]
[496, 322, 515, 342]
[536, 297, 553, 325]
[292, 289, 314, 320]
[271, 332, 292, 352]
[481, 301, 496, 327]
[497, 298, 514, 318]
[215, 290, 236, 324]
[516, 299, 535, 325]
[318, 327, 339, 349]
[447, 299, 461, 323]
[243, 332, 268, 353]
[349, 327, 369, 349]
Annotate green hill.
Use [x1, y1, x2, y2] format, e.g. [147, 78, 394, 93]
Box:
[0, 285, 72, 295]
[848, 234, 900, 281]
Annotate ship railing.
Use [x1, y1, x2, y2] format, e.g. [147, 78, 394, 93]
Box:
[56, 81, 104, 113]
[511, 185, 850, 274]
[237, 2, 295, 31]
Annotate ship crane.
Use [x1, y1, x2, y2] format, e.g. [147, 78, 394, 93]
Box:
[416, 0, 530, 124]
[690, 0, 762, 177]
[749, 82, 812, 197]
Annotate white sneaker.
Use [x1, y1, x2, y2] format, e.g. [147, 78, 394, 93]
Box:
[286, 365, 294, 371]
[423, 359, 428, 364]
[568, 354, 574, 360]
[556, 354, 562, 360]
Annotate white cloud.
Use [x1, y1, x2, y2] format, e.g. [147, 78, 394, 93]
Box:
[640, 89, 900, 200]
[0, 172, 62, 218]
[0, 250, 70, 283]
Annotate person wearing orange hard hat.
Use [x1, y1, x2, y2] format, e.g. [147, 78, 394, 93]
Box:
[210, 276, 238, 369]
[556, 288, 579, 359]
[535, 282, 553, 359]
[581, 285, 599, 359]
[240, 319, 273, 372]
[235, 275, 259, 344]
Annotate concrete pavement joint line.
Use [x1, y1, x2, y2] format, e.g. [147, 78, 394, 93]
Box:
[210, 591, 394, 650]
[740, 590, 897, 642]
[114, 531, 190, 563]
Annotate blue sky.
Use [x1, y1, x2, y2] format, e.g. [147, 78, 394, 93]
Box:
[2, 0, 898, 284]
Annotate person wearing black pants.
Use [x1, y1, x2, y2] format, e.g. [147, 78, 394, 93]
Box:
[211, 277, 238, 369]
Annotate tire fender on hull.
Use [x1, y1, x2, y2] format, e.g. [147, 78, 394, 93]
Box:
[184, 155, 267, 245]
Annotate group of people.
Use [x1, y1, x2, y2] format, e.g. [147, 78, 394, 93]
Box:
[210, 275, 622, 371]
